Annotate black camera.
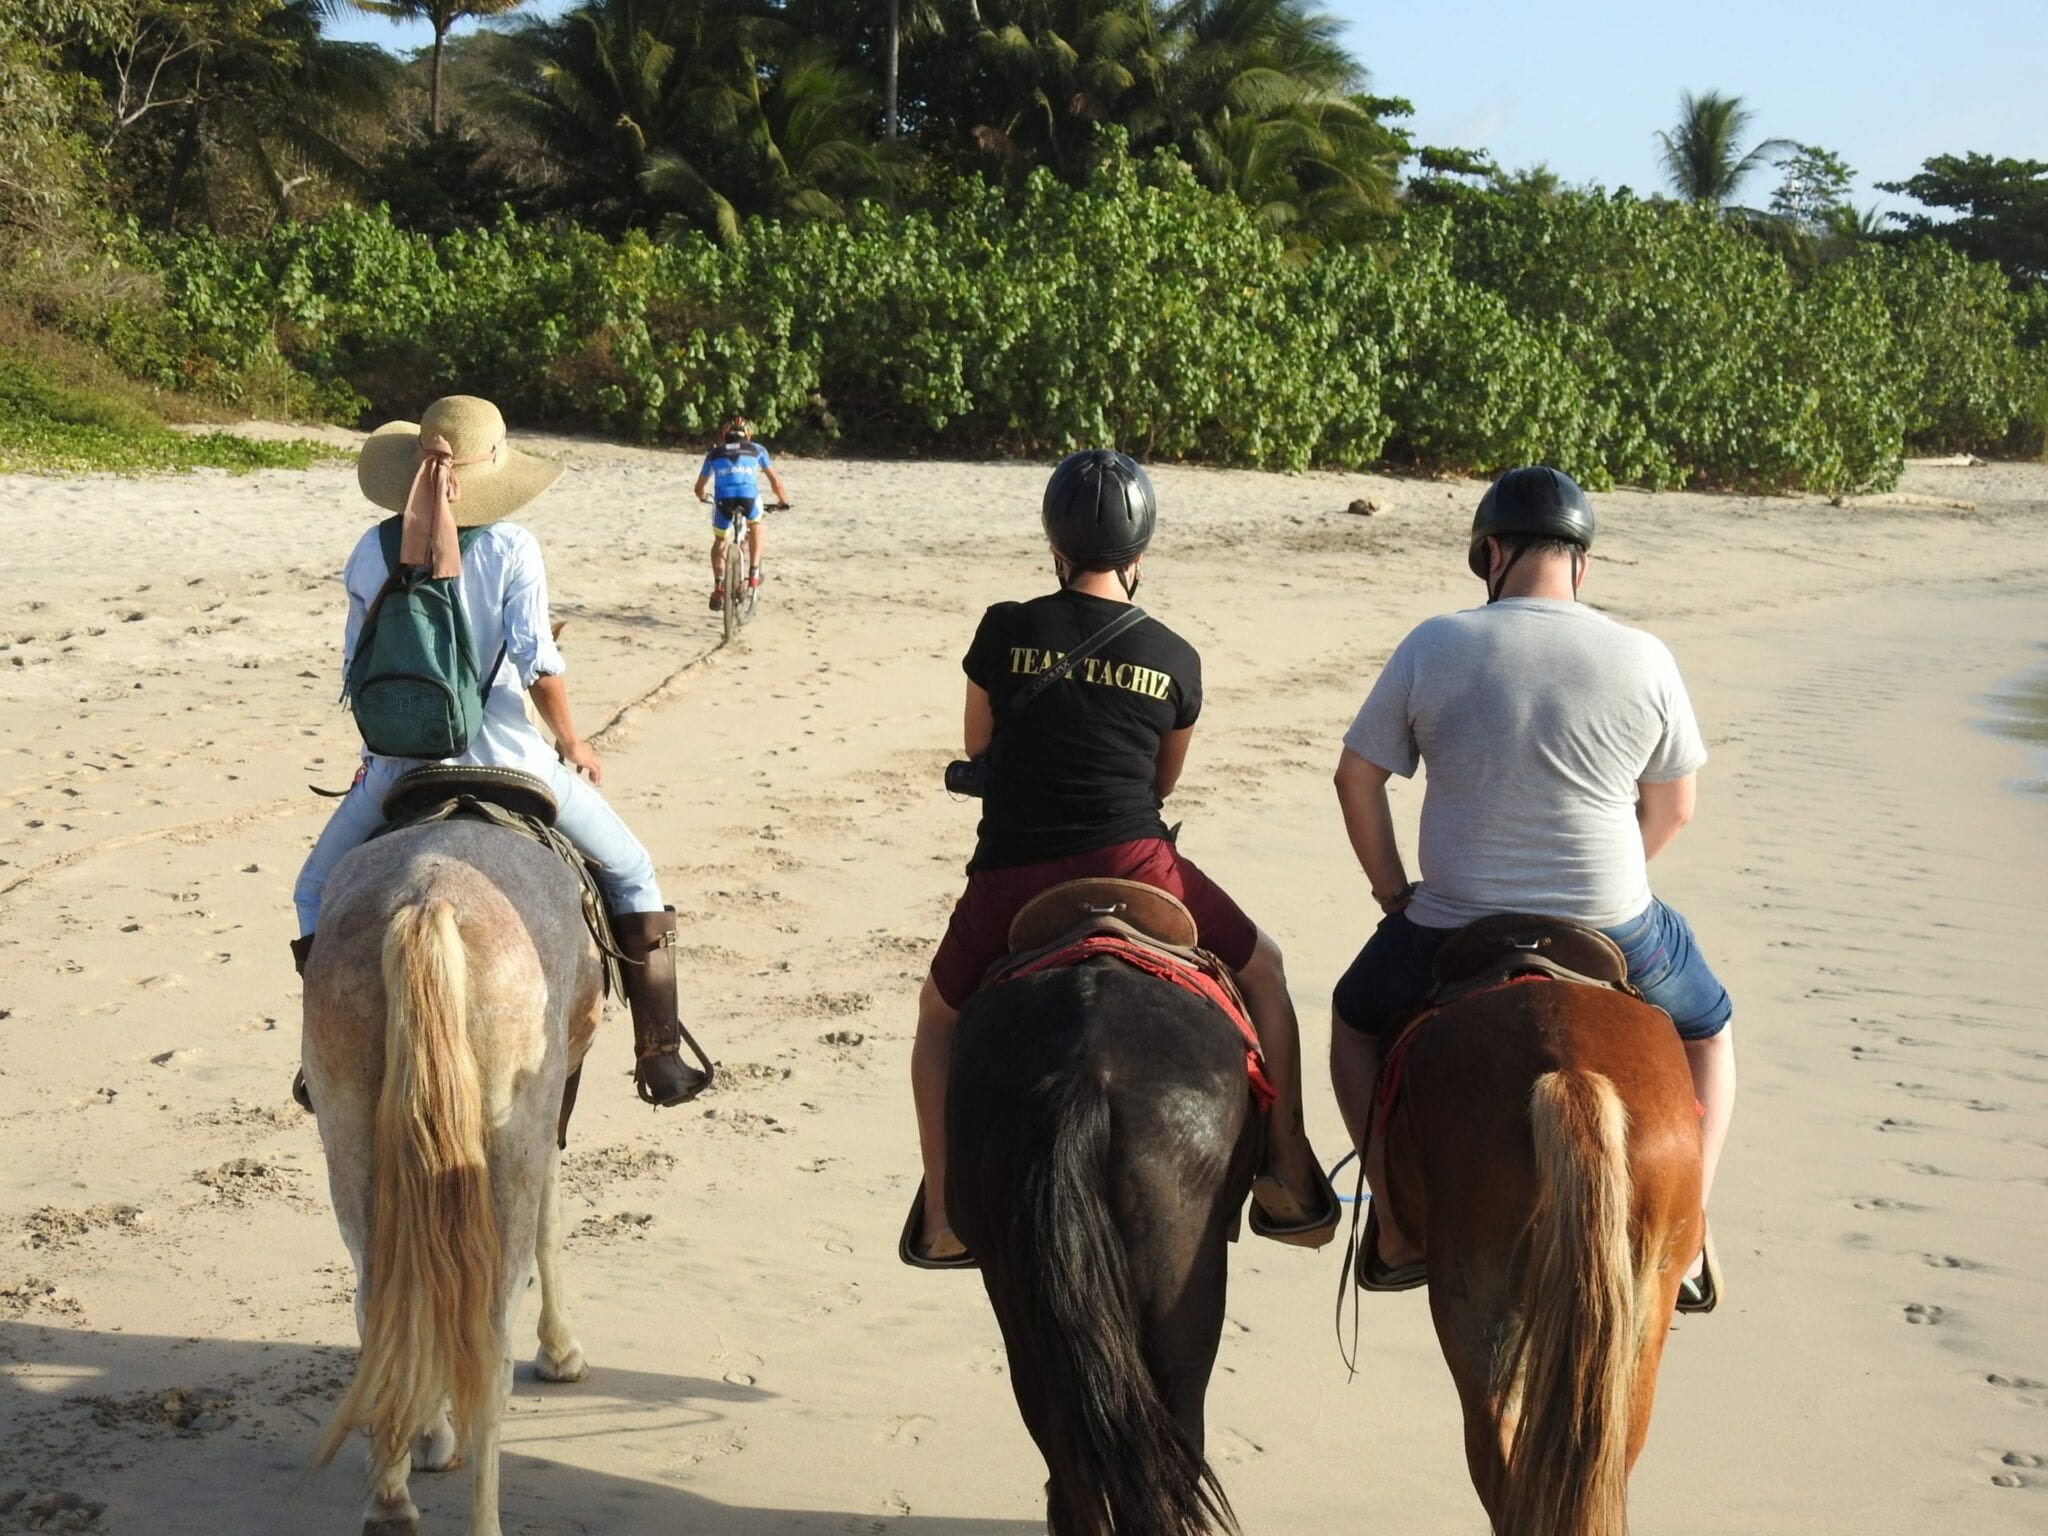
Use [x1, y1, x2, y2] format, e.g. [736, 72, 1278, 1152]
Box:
[944, 755, 990, 798]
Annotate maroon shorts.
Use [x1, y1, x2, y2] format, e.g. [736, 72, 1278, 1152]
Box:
[929, 837, 1259, 1009]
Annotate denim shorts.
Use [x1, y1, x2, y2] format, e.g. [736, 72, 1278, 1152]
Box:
[1332, 896, 1732, 1043]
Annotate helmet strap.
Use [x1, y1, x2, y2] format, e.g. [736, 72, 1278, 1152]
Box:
[1486, 541, 1527, 604]
[1116, 564, 1140, 600]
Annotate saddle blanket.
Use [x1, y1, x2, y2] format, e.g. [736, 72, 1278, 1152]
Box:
[1001, 933, 1277, 1112]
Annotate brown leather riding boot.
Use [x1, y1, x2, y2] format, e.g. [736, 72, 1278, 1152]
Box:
[289, 934, 316, 1112]
[612, 908, 713, 1107]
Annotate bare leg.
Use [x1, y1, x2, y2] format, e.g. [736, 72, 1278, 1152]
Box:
[534, 1145, 587, 1383]
[1330, 1014, 1421, 1266]
[910, 971, 961, 1245]
[745, 519, 764, 580]
[709, 535, 728, 586]
[1684, 1023, 1737, 1277]
[1234, 929, 1323, 1207]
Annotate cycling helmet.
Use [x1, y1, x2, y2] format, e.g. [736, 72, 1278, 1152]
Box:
[720, 413, 751, 450]
[1042, 449, 1156, 570]
[1467, 465, 1595, 578]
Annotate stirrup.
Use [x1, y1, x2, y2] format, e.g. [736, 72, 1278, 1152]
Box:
[634, 1024, 716, 1107]
[898, 1179, 976, 1271]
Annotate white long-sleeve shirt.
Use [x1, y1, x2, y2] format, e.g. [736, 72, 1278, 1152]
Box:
[340, 519, 566, 775]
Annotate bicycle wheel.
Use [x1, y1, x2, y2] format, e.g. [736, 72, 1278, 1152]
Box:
[722, 537, 745, 644]
[736, 558, 760, 627]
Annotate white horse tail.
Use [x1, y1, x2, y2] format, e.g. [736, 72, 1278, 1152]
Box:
[314, 900, 502, 1472]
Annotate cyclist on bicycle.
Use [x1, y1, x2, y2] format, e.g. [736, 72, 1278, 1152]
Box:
[694, 414, 791, 612]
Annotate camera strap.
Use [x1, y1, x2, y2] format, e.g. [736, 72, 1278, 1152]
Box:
[1008, 605, 1149, 715]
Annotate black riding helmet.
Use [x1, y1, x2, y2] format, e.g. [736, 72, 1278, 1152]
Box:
[1467, 465, 1596, 578]
[1042, 449, 1156, 571]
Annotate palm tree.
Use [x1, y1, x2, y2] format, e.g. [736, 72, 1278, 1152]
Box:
[963, 0, 1157, 176]
[1655, 88, 1790, 208]
[352, 0, 527, 135]
[494, 0, 880, 238]
[1129, 0, 1402, 246]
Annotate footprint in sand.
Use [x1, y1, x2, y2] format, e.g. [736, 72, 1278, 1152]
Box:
[1850, 1196, 1924, 1213]
[1985, 1375, 2048, 1410]
[1921, 1253, 1979, 1270]
[1991, 1451, 2042, 1487]
[881, 1414, 935, 1448]
[1211, 1427, 1265, 1463]
[1903, 1303, 1945, 1326]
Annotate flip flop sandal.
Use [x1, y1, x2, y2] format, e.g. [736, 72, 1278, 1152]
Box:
[897, 1179, 977, 1271]
[1248, 1165, 1342, 1249]
[1354, 1198, 1428, 1292]
[1675, 1220, 1722, 1314]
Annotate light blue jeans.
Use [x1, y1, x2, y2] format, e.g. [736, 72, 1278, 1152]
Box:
[292, 756, 663, 935]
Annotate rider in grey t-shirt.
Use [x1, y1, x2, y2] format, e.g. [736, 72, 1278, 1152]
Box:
[1344, 598, 1708, 929]
[1329, 466, 1734, 1313]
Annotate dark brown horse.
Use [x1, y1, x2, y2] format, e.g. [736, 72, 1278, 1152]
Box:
[1375, 964, 1703, 1536]
[948, 958, 1261, 1536]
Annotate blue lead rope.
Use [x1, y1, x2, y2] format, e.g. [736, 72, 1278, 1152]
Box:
[1328, 1149, 1370, 1204]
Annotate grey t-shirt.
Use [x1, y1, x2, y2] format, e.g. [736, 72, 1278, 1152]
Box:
[1345, 598, 1707, 929]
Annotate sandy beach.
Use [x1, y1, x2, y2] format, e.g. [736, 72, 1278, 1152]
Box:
[0, 446, 2043, 1535]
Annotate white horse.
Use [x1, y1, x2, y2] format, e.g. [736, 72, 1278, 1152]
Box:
[304, 816, 601, 1535]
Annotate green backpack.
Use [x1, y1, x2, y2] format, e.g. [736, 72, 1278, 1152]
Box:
[344, 517, 507, 760]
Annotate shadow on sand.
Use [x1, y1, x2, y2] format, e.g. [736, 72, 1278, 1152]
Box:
[0, 1321, 1035, 1535]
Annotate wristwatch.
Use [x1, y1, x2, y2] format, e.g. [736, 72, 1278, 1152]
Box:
[1373, 881, 1415, 912]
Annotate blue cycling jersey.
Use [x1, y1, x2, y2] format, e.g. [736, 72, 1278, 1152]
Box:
[701, 442, 773, 503]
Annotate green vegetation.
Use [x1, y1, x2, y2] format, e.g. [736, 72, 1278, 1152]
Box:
[1655, 89, 1788, 209]
[0, 0, 2043, 486]
[0, 346, 342, 474]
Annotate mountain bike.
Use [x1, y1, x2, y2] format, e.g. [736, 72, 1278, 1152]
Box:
[715, 499, 788, 644]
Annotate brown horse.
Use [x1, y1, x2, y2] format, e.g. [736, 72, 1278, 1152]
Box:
[1371, 957, 1703, 1536]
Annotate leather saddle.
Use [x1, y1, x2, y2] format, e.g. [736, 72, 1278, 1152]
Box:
[989, 877, 1224, 994]
[988, 878, 1271, 1113]
[373, 765, 620, 1001]
[381, 764, 559, 827]
[1007, 877, 1200, 953]
[1425, 912, 1636, 1010]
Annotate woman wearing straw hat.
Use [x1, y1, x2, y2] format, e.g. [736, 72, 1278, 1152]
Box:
[289, 395, 707, 1109]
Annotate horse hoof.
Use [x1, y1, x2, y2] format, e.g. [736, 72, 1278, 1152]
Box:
[363, 1512, 421, 1536]
[412, 1419, 460, 1472]
[536, 1342, 588, 1383]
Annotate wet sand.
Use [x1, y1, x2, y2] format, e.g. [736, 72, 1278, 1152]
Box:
[0, 449, 2043, 1534]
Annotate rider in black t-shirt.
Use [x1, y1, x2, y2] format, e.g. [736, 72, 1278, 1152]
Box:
[904, 450, 1338, 1266]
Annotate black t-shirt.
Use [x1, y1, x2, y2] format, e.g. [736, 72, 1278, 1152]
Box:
[962, 589, 1202, 871]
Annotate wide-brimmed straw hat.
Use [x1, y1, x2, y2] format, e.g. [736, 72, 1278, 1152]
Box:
[356, 395, 562, 527]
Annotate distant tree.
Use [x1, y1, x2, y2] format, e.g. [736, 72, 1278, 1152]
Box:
[1655, 88, 1789, 208]
[1769, 142, 1851, 231]
[351, 0, 523, 135]
[1879, 152, 2048, 286]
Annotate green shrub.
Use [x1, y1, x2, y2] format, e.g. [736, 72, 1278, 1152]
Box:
[56, 142, 2045, 493]
[0, 349, 344, 474]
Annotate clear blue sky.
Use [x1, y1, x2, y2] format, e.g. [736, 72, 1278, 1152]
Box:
[330, 0, 2048, 214]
